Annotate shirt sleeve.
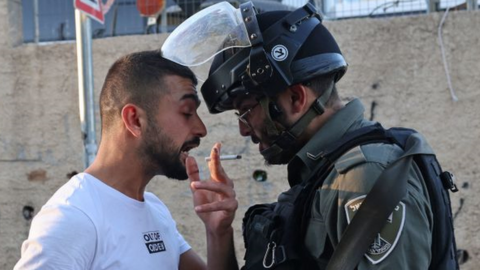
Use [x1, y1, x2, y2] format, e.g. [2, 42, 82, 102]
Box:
[14, 204, 97, 270]
[175, 226, 192, 255]
[166, 210, 191, 255]
[144, 192, 192, 256]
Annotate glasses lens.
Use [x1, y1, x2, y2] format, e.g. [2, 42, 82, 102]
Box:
[236, 103, 258, 127]
[236, 111, 249, 126]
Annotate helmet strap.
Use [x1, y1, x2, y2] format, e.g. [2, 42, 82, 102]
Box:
[260, 83, 334, 159]
[259, 96, 284, 138]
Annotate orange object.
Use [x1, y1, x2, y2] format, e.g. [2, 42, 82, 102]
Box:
[136, 0, 166, 17]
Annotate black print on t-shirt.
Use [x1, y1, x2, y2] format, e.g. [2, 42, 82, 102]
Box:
[143, 230, 166, 254]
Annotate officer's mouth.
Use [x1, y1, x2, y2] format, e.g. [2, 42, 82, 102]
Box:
[251, 135, 260, 144]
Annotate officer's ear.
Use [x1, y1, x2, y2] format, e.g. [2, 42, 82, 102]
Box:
[284, 84, 309, 115]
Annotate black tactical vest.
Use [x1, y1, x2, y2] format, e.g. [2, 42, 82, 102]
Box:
[242, 124, 459, 270]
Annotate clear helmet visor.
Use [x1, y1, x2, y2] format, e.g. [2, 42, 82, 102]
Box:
[161, 1, 251, 67]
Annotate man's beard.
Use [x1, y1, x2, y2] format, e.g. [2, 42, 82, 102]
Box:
[263, 140, 302, 165]
[140, 119, 199, 180]
[259, 119, 303, 165]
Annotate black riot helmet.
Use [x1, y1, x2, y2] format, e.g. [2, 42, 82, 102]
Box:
[200, 2, 347, 114]
[161, 1, 347, 161]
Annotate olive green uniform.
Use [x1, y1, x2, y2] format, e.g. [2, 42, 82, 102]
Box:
[288, 99, 433, 269]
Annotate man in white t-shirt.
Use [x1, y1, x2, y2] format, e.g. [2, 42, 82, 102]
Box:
[14, 50, 238, 270]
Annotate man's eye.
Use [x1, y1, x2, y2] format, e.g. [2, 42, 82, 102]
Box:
[236, 108, 249, 115]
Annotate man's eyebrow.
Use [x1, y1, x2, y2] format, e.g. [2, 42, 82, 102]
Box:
[180, 93, 201, 107]
[234, 98, 253, 110]
[233, 97, 248, 109]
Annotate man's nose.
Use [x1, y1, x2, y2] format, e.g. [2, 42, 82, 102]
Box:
[238, 120, 251, 137]
[195, 117, 207, 138]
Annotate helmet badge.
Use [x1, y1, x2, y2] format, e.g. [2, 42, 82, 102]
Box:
[271, 45, 288, 61]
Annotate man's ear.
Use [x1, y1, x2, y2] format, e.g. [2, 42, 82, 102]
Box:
[121, 104, 146, 138]
[286, 84, 308, 114]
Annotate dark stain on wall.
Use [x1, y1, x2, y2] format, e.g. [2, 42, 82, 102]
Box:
[27, 169, 48, 182]
[22, 205, 34, 221]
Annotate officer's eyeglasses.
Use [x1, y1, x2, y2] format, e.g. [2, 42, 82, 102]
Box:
[235, 102, 260, 128]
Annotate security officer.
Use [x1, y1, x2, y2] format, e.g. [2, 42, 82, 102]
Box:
[162, 1, 454, 269]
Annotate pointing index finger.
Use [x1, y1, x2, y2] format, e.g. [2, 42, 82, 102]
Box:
[208, 143, 228, 184]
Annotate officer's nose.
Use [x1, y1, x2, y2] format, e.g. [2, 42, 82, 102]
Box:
[238, 120, 251, 137]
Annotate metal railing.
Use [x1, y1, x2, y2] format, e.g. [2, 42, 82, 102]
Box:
[318, 0, 477, 19]
[21, 0, 479, 43]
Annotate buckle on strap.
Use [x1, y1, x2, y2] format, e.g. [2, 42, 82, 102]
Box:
[440, 171, 459, 192]
[312, 98, 325, 115]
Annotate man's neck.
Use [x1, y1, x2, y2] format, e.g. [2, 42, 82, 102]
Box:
[300, 103, 343, 143]
[85, 145, 151, 201]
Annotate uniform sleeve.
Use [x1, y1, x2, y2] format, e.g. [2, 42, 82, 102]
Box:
[306, 144, 433, 269]
[14, 204, 97, 270]
[333, 159, 433, 269]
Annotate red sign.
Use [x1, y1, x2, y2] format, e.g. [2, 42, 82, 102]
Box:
[137, 0, 166, 17]
[74, 0, 105, 24]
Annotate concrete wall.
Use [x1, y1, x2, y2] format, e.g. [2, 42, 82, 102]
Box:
[0, 2, 478, 269]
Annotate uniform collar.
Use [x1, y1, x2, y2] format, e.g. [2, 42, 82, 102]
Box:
[287, 98, 371, 186]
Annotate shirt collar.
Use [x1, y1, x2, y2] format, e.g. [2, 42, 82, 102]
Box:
[287, 98, 371, 186]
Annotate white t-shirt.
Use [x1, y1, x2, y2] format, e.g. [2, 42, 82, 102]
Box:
[15, 173, 191, 270]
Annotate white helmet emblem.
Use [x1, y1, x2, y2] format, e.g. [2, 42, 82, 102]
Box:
[271, 45, 288, 61]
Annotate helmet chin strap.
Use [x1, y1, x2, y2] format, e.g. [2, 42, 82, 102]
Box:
[259, 83, 334, 160]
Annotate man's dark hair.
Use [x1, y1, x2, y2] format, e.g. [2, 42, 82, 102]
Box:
[302, 75, 340, 108]
[99, 50, 197, 132]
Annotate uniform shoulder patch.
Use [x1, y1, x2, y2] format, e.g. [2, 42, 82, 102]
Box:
[344, 195, 406, 264]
